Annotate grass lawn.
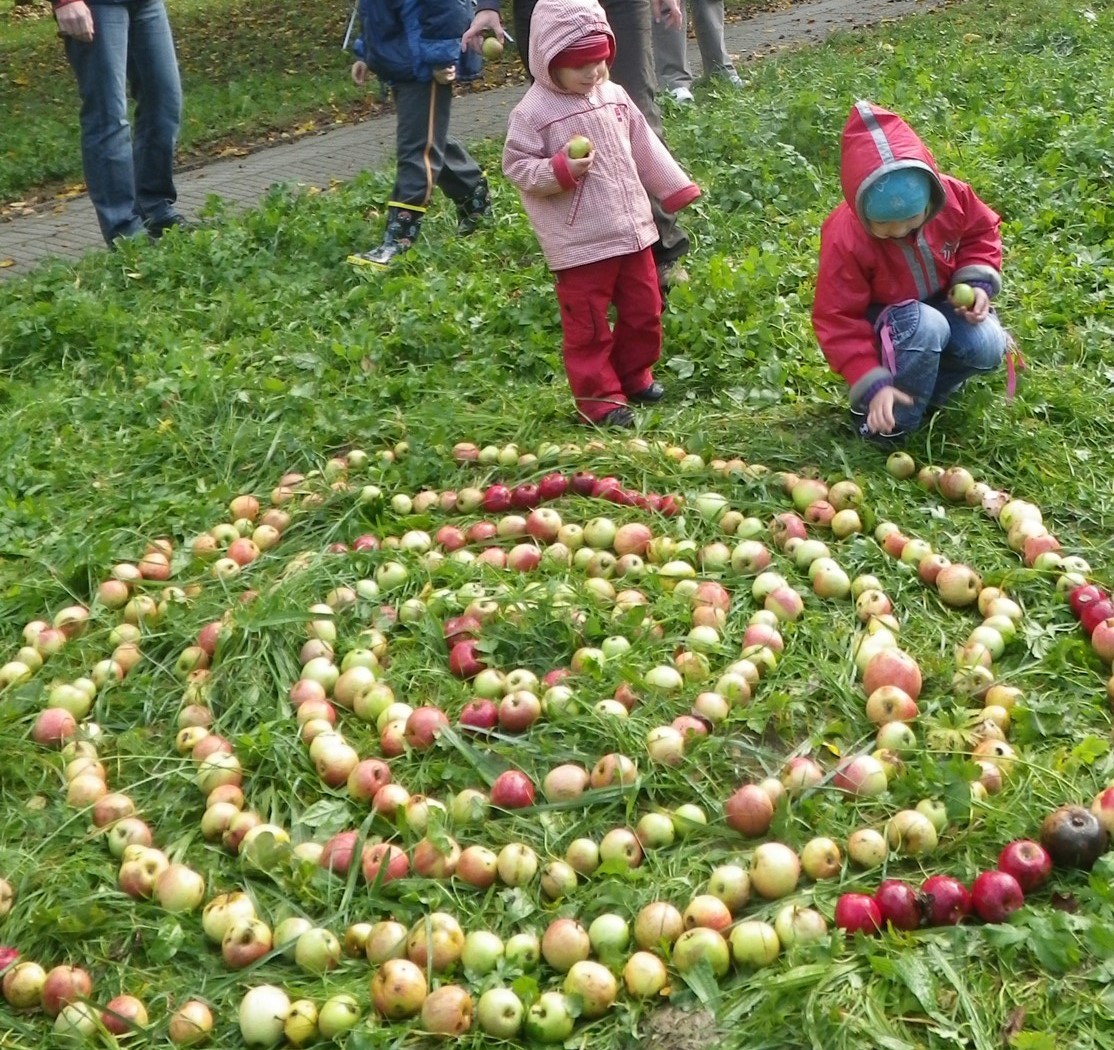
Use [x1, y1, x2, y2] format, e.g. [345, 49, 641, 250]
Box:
[2, 0, 1114, 1047]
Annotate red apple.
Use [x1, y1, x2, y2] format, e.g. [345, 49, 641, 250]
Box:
[449, 640, 485, 679]
[997, 839, 1053, 894]
[459, 698, 499, 732]
[971, 869, 1024, 922]
[490, 770, 535, 809]
[920, 874, 971, 925]
[873, 879, 924, 930]
[833, 893, 882, 935]
[538, 472, 568, 501]
[723, 784, 774, 837]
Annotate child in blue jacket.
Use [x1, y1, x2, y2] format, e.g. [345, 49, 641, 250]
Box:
[348, 0, 491, 268]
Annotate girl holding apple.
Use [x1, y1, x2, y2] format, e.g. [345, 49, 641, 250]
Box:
[502, 0, 700, 427]
[812, 100, 1012, 445]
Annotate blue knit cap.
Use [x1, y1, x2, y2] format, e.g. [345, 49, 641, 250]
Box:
[863, 169, 932, 222]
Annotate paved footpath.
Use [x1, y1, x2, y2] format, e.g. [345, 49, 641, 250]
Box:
[0, 0, 939, 279]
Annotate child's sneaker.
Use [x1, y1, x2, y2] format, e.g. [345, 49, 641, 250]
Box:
[597, 406, 635, 428]
[631, 381, 665, 403]
[849, 408, 905, 448]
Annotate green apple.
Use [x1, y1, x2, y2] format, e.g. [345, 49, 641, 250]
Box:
[950, 282, 976, 308]
[567, 135, 593, 159]
[482, 36, 504, 61]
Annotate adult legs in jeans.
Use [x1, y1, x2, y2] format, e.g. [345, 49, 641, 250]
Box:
[64, 0, 182, 244]
[689, 0, 738, 79]
[884, 299, 1008, 433]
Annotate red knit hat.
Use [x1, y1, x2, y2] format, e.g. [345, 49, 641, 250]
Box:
[550, 33, 613, 70]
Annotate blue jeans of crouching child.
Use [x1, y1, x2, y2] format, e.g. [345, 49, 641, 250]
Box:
[876, 295, 1008, 433]
[64, 0, 183, 244]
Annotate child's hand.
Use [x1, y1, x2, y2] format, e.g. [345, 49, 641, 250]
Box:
[351, 61, 369, 87]
[566, 155, 593, 179]
[867, 385, 914, 435]
[433, 65, 457, 85]
[950, 285, 991, 323]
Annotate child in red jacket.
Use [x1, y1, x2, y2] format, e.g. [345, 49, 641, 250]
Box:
[502, 0, 700, 428]
[812, 100, 1009, 444]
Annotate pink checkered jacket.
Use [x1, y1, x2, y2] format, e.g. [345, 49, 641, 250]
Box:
[502, 0, 700, 272]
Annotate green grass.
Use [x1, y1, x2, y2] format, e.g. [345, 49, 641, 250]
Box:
[3, 0, 1114, 1047]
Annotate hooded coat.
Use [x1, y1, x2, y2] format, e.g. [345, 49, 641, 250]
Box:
[812, 100, 1003, 405]
[502, 0, 699, 272]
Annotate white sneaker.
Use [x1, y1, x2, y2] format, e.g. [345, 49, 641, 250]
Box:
[667, 86, 695, 103]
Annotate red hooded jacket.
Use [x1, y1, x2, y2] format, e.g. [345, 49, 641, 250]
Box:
[812, 101, 1003, 407]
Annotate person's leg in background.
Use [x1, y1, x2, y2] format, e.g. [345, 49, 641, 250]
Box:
[651, 4, 694, 103]
[348, 79, 447, 268]
[602, 0, 691, 291]
[128, 0, 183, 233]
[65, 5, 146, 244]
[689, 0, 742, 85]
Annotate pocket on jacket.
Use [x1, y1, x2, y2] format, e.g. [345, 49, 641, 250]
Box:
[564, 180, 585, 227]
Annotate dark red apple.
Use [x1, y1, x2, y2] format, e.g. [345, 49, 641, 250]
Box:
[658, 495, 681, 516]
[1040, 804, 1109, 869]
[352, 534, 380, 552]
[482, 485, 513, 513]
[920, 874, 971, 926]
[873, 879, 924, 930]
[997, 839, 1053, 893]
[511, 483, 541, 510]
[971, 870, 1024, 922]
[448, 640, 485, 680]
[723, 785, 774, 838]
[490, 770, 535, 809]
[833, 893, 882, 935]
[569, 471, 597, 497]
[537, 473, 568, 501]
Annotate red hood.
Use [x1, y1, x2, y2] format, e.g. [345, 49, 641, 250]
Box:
[839, 101, 946, 228]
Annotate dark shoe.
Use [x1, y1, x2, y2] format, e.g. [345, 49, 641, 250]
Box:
[456, 178, 492, 235]
[597, 406, 635, 428]
[147, 214, 196, 240]
[631, 381, 665, 403]
[655, 260, 689, 298]
[849, 408, 905, 448]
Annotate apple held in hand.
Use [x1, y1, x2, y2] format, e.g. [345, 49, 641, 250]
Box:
[950, 282, 976, 308]
[482, 36, 504, 61]
[567, 135, 593, 159]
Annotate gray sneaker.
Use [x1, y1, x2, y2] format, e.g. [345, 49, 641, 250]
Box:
[666, 86, 695, 103]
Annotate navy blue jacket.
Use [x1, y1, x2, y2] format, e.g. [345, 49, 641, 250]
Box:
[355, 0, 480, 83]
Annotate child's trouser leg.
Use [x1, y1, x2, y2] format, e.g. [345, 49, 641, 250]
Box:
[611, 247, 663, 398]
[880, 300, 950, 433]
[933, 302, 1008, 406]
[392, 80, 453, 206]
[555, 258, 626, 422]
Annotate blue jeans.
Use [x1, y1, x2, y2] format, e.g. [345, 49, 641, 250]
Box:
[877, 296, 1008, 432]
[64, 0, 182, 244]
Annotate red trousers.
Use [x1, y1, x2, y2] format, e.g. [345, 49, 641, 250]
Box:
[553, 247, 662, 422]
